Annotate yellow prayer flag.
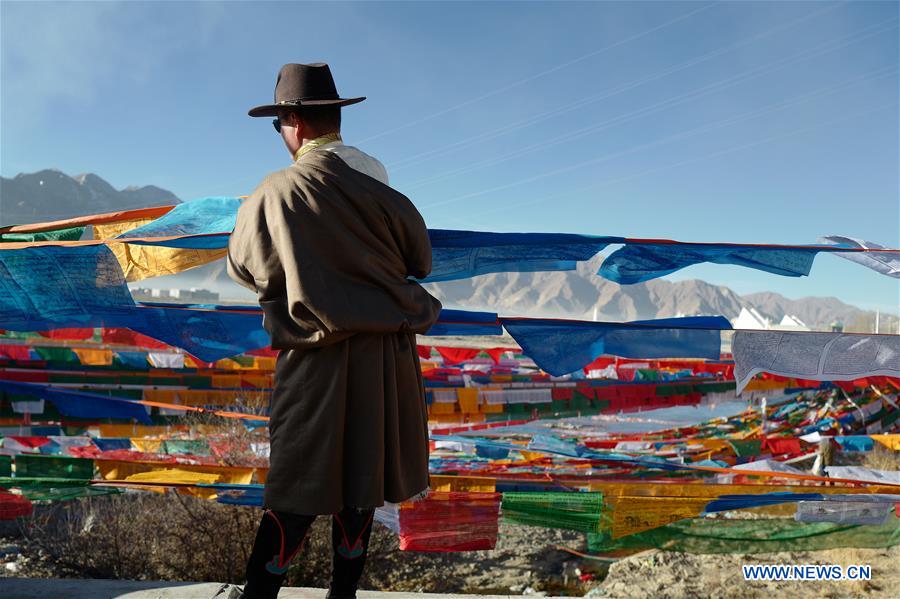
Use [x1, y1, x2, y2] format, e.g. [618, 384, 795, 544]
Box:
[72, 348, 113, 366]
[252, 357, 277, 371]
[456, 388, 480, 413]
[214, 359, 241, 370]
[183, 356, 207, 369]
[130, 438, 164, 453]
[97, 460, 255, 485]
[519, 451, 545, 462]
[94, 218, 226, 282]
[588, 481, 900, 497]
[428, 402, 456, 415]
[212, 375, 242, 388]
[93, 217, 155, 239]
[95, 424, 185, 438]
[871, 434, 900, 451]
[142, 389, 180, 403]
[606, 496, 708, 539]
[242, 375, 273, 388]
[430, 475, 497, 493]
[743, 379, 788, 392]
[124, 468, 221, 485]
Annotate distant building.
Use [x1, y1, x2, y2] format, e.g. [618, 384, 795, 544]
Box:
[732, 307, 809, 331]
[733, 307, 770, 330]
[131, 287, 219, 303]
[774, 314, 809, 331]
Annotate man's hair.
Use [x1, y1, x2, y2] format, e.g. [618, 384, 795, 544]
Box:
[290, 105, 341, 131]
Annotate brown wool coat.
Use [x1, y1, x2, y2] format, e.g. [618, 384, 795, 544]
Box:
[226, 150, 442, 514]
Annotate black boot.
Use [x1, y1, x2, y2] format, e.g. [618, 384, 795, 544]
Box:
[243, 510, 316, 599]
[328, 507, 375, 599]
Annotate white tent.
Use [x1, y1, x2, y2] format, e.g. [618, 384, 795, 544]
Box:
[733, 307, 770, 330]
[776, 314, 809, 330]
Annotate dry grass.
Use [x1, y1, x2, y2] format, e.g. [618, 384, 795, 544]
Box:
[15, 493, 582, 593]
[21, 493, 259, 582]
[16, 491, 402, 588]
[863, 444, 900, 471]
[176, 392, 270, 467]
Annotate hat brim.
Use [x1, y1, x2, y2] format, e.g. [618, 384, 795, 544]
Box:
[248, 96, 365, 117]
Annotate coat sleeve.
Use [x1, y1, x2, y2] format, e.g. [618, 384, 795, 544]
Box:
[226, 185, 283, 295]
[226, 229, 257, 292]
[390, 194, 433, 280]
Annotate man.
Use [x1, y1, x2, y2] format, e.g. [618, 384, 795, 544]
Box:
[224, 63, 441, 599]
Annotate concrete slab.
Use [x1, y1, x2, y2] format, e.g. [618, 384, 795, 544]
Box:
[1, 578, 561, 599]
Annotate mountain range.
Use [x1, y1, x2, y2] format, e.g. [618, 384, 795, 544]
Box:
[422, 255, 896, 332]
[147, 255, 895, 333]
[2, 169, 894, 332]
[0, 169, 180, 225]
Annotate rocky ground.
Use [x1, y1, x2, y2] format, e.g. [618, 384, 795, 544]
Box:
[0, 516, 593, 596]
[361, 522, 591, 595]
[3, 515, 899, 597]
[1, 535, 72, 580]
[586, 545, 899, 599]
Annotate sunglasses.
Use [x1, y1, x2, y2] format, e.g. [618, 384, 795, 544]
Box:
[272, 118, 283, 134]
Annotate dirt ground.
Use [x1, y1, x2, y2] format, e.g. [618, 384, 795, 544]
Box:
[6, 515, 897, 597]
[0, 516, 590, 596]
[586, 545, 899, 599]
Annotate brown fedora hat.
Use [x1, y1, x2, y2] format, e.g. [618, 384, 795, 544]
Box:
[248, 63, 365, 117]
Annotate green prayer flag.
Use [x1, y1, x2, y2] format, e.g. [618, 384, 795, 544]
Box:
[588, 516, 900, 554]
[502, 492, 604, 532]
[729, 440, 762, 457]
[14, 455, 94, 480]
[0, 226, 86, 243]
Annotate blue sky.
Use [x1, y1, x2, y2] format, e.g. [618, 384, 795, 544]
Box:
[2, 1, 898, 313]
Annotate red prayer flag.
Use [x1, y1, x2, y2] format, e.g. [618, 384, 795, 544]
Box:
[0, 344, 33, 361]
[101, 328, 170, 350]
[0, 490, 33, 520]
[37, 328, 94, 341]
[551, 388, 574, 401]
[8, 436, 51, 449]
[762, 438, 803, 455]
[436, 347, 480, 365]
[247, 346, 280, 357]
[484, 348, 508, 363]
